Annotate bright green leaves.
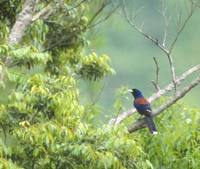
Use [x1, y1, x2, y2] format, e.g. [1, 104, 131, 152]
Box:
[11, 121, 147, 169]
[10, 46, 50, 68]
[7, 74, 83, 126]
[140, 102, 200, 169]
[0, 44, 51, 68]
[0, 158, 22, 169]
[77, 52, 115, 81]
[26, 19, 49, 48]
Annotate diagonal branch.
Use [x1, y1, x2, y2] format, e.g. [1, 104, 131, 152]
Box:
[8, 0, 36, 44]
[5, 0, 37, 67]
[128, 75, 200, 133]
[88, 3, 121, 28]
[109, 64, 200, 125]
[67, 0, 88, 12]
[32, 3, 52, 22]
[169, 3, 196, 54]
[86, 1, 109, 29]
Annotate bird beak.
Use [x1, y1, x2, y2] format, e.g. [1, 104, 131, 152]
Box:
[127, 89, 132, 93]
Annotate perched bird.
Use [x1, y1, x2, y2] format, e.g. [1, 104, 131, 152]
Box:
[128, 88, 157, 134]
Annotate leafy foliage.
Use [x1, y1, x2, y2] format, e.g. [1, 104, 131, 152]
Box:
[138, 101, 200, 169]
[77, 52, 115, 80]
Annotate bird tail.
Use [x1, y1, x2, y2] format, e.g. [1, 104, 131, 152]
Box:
[145, 116, 157, 135]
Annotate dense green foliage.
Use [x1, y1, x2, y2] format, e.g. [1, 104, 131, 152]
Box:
[0, 0, 199, 169]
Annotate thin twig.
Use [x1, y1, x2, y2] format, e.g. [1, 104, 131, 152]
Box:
[128, 75, 200, 133]
[89, 3, 121, 28]
[86, 1, 109, 29]
[151, 57, 160, 91]
[161, 0, 168, 47]
[169, 2, 196, 54]
[122, 0, 169, 55]
[43, 1, 112, 52]
[167, 53, 177, 93]
[67, 0, 87, 12]
[122, 0, 177, 94]
[109, 64, 200, 125]
[88, 81, 106, 107]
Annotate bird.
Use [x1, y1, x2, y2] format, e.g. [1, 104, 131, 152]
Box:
[128, 88, 157, 135]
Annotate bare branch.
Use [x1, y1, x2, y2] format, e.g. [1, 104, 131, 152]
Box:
[67, 0, 87, 12]
[169, 2, 196, 54]
[128, 75, 200, 133]
[86, 1, 109, 29]
[32, 3, 52, 22]
[109, 64, 200, 125]
[122, 0, 197, 95]
[88, 3, 121, 28]
[167, 53, 177, 93]
[122, 0, 169, 55]
[151, 57, 160, 91]
[161, 0, 168, 47]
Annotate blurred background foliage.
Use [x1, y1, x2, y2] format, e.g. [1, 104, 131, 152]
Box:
[0, 0, 199, 168]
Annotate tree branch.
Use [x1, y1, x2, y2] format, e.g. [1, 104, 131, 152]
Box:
[32, 3, 52, 22]
[151, 57, 160, 91]
[109, 64, 200, 125]
[5, 0, 37, 67]
[169, 3, 196, 54]
[122, 0, 169, 55]
[128, 75, 200, 133]
[88, 3, 121, 29]
[8, 0, 36, 44]
[86, 1, 109, 29]
[167, 53, 177, 93]
[161, 0, 169, 47]
[67, 0, 88, 12]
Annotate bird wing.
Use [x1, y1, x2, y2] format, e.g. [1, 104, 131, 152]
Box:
[134, 98, 152, 115]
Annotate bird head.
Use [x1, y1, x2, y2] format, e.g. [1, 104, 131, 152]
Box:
[128, 88, 143, 98]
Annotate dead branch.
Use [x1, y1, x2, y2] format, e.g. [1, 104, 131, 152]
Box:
[167, 53, 177, 93]
[169, 2, 196, 54]
[128, 75, 200, 133]
[161, 0, 168, 47]
[109, 64, 200, 125]
[151, 57, 160, 91]
[122, 0, 169, 55]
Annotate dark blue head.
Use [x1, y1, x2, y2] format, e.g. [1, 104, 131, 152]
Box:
[128, 88, 143, 99]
